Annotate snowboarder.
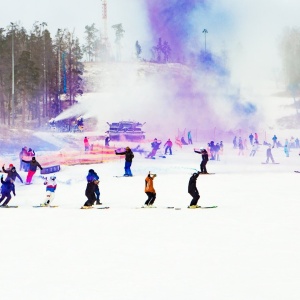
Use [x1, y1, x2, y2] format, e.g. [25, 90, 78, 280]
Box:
[188, 171, 201, 209]
[82, 178, 99, 208]
[0, 175, 16, 207]
[22, 157, 43, 184]
[249, 141, 259, 156]
[2, 164, 23, 183]
[143, 171, 157, 207]
[194, 148, 209, 174]
[266, 146, 275, 163]
[40, 175, 57, 207]
[146, 138, 162, 158]
[86, 169, 101, 205]
[164, 138, 173, 155]
[115, 146, 134, 176]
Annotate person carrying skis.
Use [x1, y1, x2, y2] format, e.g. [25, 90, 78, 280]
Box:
[194, 148, 209, 174]
[81, 178, 99, 209]
[143, 171, 157, 207]
[40, 175, 57, 207]
[0, 175, 16, 207]
[2, 164, 23, 183]
[115, 146, 134, 176]
[22, 156, 43, 184]
[86, 169, 101, 205]
[188, 171, 201, 209]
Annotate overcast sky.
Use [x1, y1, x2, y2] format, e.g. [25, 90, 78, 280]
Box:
[2, 0, 300, 87]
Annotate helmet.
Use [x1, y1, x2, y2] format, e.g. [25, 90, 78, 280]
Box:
[89, 169, 94, 173]
[50, 174, 56, 180]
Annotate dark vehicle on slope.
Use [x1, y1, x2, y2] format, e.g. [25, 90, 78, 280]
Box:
[106, 121, 146, 141]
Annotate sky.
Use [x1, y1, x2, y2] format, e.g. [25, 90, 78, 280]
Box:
[0, 134, 300, 299]
[2, 0, 300, 87]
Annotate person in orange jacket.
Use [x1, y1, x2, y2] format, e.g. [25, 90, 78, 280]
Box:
[143, 171, 157, 207]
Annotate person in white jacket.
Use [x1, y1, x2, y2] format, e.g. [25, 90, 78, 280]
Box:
[40, 175, 57, 207]
[249, 141, 259, 156]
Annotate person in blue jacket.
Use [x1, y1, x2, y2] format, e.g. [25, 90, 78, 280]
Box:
[86, 169, 101, 205]
[0, 176, 16, 206]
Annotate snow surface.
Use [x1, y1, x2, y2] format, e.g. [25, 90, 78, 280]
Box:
[0, 140, 300, 300]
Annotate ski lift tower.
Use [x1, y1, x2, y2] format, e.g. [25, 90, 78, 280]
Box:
[100, 0, 111, 60]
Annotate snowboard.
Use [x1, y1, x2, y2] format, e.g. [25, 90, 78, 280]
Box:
[261, 162, 279, 164]
[0, 205, 18, 208]
[81, 206, 109, 209]
[33, 205, 59, 208]
[113, 175, 133, 178]
[188, 206, 218, 209]
[294, 171, 300, 173]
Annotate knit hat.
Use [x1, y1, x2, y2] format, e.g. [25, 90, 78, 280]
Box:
[9, 164, 13, 168]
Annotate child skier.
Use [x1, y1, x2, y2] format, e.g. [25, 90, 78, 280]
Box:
[40, 175, 57, 207]
[143, 171, 157, 208]
[0, 176, 16, 207]
[81, 179, 99, 209]
[188, 171, 201, 209]
[86, 169, 101, 205]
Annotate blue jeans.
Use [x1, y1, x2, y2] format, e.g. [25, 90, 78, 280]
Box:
[124, 161, 132, 176]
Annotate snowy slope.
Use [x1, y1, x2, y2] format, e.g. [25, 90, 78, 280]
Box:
[0, 141, 299, 300]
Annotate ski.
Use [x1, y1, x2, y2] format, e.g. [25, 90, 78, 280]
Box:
[80, 206, 109, 209]
[199, 173, 215, 175]
[166, 207, 181, 210]
[0, 205, 18, 208]
[33, 205, 59, 208]
[188, 206, 218, 209]
[96, 207, 110, 209]
[294, 171, 300, 173]
[113, 175, 133, 178]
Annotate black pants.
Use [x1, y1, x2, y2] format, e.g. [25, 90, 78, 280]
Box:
[0, 192, 12, 206]
[189, 191, 200, 206]
[145, 192, 156, 205]
[84, 192, 96, 206]
[200, 160, 208, 173]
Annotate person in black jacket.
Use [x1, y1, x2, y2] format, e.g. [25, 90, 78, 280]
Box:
[115, 146, 134, 176]
[22, 157, 43, 184]
[194, 148, 209, 174]
[81, 179, 99, 208]
[188, 171, 201, 208]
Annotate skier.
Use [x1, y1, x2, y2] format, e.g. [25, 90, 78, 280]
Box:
[164, 138, 173, 155]
[81, 178, 99, 209]
[188, 171, 201, 209]
[194, 148, 209, 174]
[146, 138, 162, 158]
[0, 175, 16, 207]
[40, 175, 57, 207]
[2, 164, 23, 183]
[284, 145, 289, 157]
[272, 135, 278, 148]
[143, 171, 157, 207]
[115, 146, 134, 176]
[21, 157, 43, 184]
[266, 146, 275, 163]
[86, 169, 101, 205]
[249, 133, 254, 145]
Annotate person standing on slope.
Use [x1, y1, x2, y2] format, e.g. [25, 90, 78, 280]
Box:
[40, 175, 57, 207]
[115, 146, 134, 176]
[86, 169, 101, 205]
[188, 171, 201, 209]
[266, 146, 275, 163]
[2, 164, 23, 183]
[143, 171, 157, 207]
[0, 176, 16, 207]
[81, 178, 99, 209]
[22, 157, 43, 184]
[194, 148, 209, 174]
